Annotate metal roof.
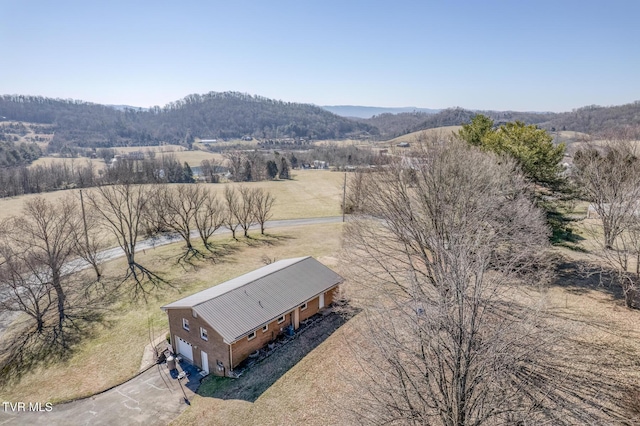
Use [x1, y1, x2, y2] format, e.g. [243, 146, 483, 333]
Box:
[161, 256, 343, 344]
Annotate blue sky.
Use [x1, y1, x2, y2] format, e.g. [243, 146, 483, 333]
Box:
[1, 0, 639, 111]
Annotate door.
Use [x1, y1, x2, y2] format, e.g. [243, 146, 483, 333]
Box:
[175, 335, 193, 361]
[201, 350, 209, 373]
[319, 293, 325, 309]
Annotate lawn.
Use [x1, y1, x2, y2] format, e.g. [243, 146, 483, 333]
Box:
[0, 222, 344, 404]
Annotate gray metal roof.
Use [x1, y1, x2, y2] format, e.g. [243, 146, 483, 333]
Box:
[161, 256, 343, 344]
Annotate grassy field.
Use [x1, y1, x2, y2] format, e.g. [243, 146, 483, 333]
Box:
[0, 169, 344, 223]
[0, 222, 344, 404]
[383, 126, 462, 147]
[115, 145, 225, 167]
[29, 156, 107, 170]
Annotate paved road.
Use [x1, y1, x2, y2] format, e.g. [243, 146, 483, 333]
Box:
[0, 363, 199, 426]
[0, 216, 343, 340]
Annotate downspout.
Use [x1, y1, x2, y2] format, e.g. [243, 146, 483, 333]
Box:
[229, 343, 233, 375]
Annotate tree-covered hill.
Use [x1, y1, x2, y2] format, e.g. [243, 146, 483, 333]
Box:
[540, 102, 640, 136]
[0, 92, 377, 152]
[1, 93, 639, 152]
[357, 108, 559, 139]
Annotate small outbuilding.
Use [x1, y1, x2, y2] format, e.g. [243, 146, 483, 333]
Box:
[161, 256, 343, 376]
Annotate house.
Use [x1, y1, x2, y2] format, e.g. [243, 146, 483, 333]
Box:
[161, 256, 343, 376]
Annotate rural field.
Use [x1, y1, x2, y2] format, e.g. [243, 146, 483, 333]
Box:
[0, 221, 345, 404]
[0, 168, 345, 404]
[168, 216, 640, 425]
[1, 149, 640, 425]
[0, 169, 345, 222]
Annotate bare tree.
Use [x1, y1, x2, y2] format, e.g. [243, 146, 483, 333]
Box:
[599, 218, 640, 308]
[143, 186, 170, 237]
[3, 196, 80, 342]
[573, 141, 640, 249]
[194, 189, 225, 251]
[0, 244, 54, 335]
[156, 184, 208, 260]
[223, 185, 241, 239]
[236, 185, 256, 237]
[251, 188, 275, 235]
[573, 141, 640, 308]
[85, 184, 163, 297]
[70, 189, 105, 282]
[223, 151, 246, 182]
[200, 159, 222, 183]
[344, 169, 367, 214]
[343, 138, 561, 425]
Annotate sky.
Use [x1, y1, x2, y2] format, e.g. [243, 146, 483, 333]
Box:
[1, 0, 639, 112]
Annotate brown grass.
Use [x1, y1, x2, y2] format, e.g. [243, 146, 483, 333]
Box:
[0, 169, 344, 223]
[0, 222, 344, 404]
[171, 215, 640, 425]
[29, 156, 107, 170]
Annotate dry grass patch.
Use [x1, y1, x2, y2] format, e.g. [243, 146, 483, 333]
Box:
[173, 308, 361, 426]
[0, 222, 344, 404]
[383, 125, 462, 147]
[29, 156, 106, 170]
[0, 169, 343, 224]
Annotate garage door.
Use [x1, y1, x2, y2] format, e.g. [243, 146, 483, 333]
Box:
[175, 336, 193, 361]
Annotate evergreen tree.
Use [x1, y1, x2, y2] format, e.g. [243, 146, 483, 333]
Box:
[279, 157, 290, 179]
[266, 160, 279, 179]
[289, 153, 299, 169]
[182, 162, 194, 183]
[243, 160, 252, 182]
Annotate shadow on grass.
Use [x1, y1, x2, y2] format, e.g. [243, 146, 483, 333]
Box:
[240, 233, 295, 248]
[551, 260, 624, 300]
[0, 308, 108, 388]
[198, 306, 358, 403]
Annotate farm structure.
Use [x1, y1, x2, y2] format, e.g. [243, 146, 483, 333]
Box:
[161, 256, 343, 376]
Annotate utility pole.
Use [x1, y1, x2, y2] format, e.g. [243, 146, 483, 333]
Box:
[79, 189, 90, 250]
[342, 172, 347, 223]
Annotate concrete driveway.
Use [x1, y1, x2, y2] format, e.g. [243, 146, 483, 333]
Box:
[0, 362, 199, 426]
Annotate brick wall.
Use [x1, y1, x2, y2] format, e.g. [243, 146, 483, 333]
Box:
[167, 308, 231, 375]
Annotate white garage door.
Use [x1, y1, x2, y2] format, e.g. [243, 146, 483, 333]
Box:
[175, 336, 193, 361]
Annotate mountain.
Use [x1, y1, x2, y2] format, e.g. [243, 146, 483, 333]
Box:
[0, 92, 378, 151]
[355, 108, 560, 139]
[541, 102, 640, 136]
[322, 105, 440, 118]
[1, 92, 638, 153]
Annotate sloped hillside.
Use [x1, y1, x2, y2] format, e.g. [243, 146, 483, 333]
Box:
[0, 93, 377, 151]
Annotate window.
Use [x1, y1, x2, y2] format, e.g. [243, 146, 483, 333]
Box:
[247, 331, 256, 341]
[300, 302, 308, 311]
[262, 324, 269, 332]
[182, 318, 190, 331]
[277, 315, 285, 324]
[200, 327, 208, 341]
